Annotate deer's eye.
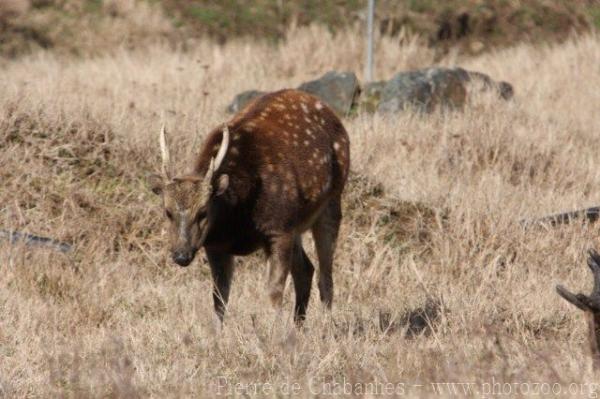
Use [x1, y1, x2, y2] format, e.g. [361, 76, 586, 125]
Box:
[194, 209, 207, 223]
[165, 209, 174, 220]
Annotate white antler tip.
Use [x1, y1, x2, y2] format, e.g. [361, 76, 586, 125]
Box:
[159, 123, 171, 180]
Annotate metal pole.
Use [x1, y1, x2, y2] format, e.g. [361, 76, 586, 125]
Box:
[365, 0, 375, 82]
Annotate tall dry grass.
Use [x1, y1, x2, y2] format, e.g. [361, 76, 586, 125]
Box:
[1, 26, 600, 397]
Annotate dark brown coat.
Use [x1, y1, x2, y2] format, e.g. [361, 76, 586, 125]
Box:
[151, 89, 350, 323]
[196, 89, 349, 256]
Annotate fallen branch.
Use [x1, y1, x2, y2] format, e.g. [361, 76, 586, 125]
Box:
[556, 249, 600, 370]
[0, 229, 72, 253]
[521, 206, 600, 228]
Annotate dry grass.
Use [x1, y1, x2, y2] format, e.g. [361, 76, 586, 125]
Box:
[2, 26, 600, 397]
[0, 0, 172, 59]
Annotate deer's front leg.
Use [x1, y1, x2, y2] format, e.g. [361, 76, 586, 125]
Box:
[267, 234, 294, 308]
[206, 250, 234, 321]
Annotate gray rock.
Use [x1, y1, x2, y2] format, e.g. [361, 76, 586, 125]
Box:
[363, 80, 387, 98]
[297, 71, 360, 116]
[358, 80, 387, 113]
[377, 67, 513, 114]
[454, 68, 514, 100]
[226, 68, 512, 116]
[378, 68, 467, 113]
[226, 90, 266, 114]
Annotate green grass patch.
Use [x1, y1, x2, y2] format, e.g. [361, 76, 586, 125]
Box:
[589, 6, 600, 30]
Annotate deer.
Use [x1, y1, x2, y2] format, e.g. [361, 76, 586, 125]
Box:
[148, 89, 350, 324]
[556, 250, 600, 369]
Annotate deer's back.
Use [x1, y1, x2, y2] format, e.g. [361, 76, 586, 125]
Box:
[196, 89, 350, 238]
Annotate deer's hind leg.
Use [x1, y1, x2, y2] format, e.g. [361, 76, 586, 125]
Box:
[311, 197, 342, 309]
[266, 233, 294, 309]
[290, 237, 315, 324]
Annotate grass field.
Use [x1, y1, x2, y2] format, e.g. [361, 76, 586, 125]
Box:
[2, 25, 600, 397]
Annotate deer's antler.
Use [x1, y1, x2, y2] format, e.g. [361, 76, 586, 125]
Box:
[556, 249, 600, 369]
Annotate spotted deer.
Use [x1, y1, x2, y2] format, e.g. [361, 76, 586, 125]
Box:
[148, 89, 350, 323]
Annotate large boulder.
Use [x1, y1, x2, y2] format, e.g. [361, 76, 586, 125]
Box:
[377, 68, 467, 113]
[226, 68, 512, 116]
[226, 90, 266, 114]
[453, 67, 514, 100]
[376, 67, 513, 114]
[297, 71, 360, 116]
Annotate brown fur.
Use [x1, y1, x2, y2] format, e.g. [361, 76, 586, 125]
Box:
[158, 89, 350, 323]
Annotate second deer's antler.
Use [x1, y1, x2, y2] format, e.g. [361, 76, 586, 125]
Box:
[556, 249, 600, 369]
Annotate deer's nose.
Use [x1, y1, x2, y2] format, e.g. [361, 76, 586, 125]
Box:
[173, 251, 194, 267]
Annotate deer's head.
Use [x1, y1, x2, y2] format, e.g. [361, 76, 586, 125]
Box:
[148, 125, 229, 266]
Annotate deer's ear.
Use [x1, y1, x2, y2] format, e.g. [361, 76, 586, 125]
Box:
[147, 173, 165, 195]
[216, 174, 229, 196]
